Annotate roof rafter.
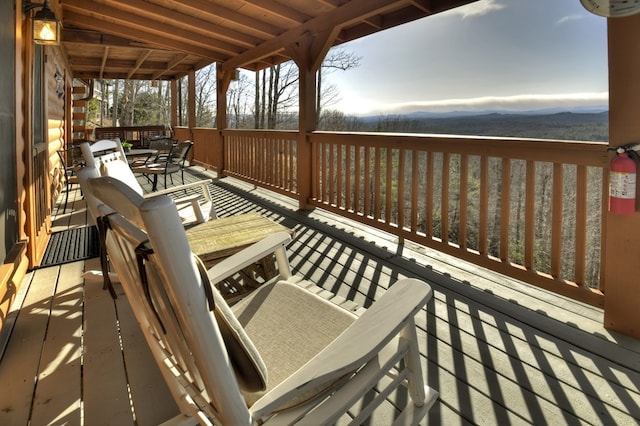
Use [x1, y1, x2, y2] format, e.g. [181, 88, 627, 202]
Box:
[128, 50, 153, 79]
[102, 0, 263, 48]
[177, 0, 282, 38]
[64, 1, 241, 58]
[222, 0, 413, 70]
[64, 10, 226, 60]
[241, 0, 312, 24]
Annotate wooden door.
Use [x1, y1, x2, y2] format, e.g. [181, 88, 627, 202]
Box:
[25, 44, 52, 268]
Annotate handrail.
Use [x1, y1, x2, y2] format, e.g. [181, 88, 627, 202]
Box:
[212, 128, 608, 307]
[309, 132, 608, 306]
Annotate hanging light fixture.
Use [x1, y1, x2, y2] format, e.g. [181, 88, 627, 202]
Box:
[24, 1, 61, 45]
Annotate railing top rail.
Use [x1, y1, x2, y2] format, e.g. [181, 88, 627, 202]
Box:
[309, 131, 609, 167]
[221, 129, 298, 138]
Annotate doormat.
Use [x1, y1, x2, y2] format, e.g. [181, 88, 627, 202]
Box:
[39, 225, 100, 268]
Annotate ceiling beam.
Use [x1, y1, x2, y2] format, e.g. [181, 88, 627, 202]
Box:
[102, 0, 262, 48]
[63, 2, 241, 58]
[64, 10, 227, 60]
[222, 0, 411, 70]
[127, 50, 153, 79]
[241, 0, 311, 24]
[409, 0, 434, 13]
[177, 0, 282, 38]
[62, 28, 159, 49]
[151, 54, 190, 80]
[99, 46, 110, 80]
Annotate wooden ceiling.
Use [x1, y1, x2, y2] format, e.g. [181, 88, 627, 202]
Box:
[55, 0, 478, 81]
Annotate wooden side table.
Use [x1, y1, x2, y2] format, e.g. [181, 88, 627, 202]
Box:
[185, 212, 294, 302]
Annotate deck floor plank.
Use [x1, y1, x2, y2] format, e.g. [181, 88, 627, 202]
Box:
[81, 257, 135, 425]
[0, 267, 58, 425]
[29, 261, 84, 426]
[113, 281, 181, 424]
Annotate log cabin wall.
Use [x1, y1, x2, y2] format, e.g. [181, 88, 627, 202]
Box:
[0, 0, 29, 331]
[46, 48, 67, 215]
[0, 0, 72, 330]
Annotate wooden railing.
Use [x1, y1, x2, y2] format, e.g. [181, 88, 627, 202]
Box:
[222, 129, 298, 196]
[202, 129, 608, 307]
[94, 125, 167, 147]
[310, 132, 608, 306]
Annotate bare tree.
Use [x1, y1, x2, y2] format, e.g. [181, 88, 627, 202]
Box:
[318, 48, 361, 126]
[228, 73, 253, 128]
[195, 64, 216, 127]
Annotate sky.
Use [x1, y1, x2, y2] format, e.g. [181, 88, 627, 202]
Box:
[324, 0, 609, 115]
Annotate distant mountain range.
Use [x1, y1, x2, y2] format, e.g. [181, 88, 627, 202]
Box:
[347, 109, 609, 141]
[359, 106, 608, 120]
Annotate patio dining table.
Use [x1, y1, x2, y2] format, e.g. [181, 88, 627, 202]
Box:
[126, 148, 158, 164]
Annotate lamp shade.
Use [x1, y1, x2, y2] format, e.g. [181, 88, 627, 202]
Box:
[32, 4, 60, 45]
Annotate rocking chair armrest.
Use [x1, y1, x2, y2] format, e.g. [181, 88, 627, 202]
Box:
[146, 179, 213, 198]
[204, 232, 292, 284]
[250, 278, 433, 419]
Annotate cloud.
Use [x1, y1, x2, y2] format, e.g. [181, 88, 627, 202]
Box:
[557, 14, 585, 25]
[448, 0, 506, 19]
[379, 92, 609, 114]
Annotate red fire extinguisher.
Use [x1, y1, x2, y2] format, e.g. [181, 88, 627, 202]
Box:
[610, 147, 637, 215]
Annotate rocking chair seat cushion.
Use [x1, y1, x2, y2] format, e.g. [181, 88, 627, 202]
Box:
[232, 280, 357, 408]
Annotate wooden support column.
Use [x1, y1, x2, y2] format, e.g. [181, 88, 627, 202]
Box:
[215, 65, 234, 175]
[187, 69, 196, 139]
[288, 30, 339, 210]
[170, 79, 178, 132]
[604, 14, 640, 339]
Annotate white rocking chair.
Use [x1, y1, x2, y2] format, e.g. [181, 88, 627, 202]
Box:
[89, 176, 438, 426]
[78, 141, 216, 225]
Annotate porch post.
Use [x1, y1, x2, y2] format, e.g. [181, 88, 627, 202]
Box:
[170, 79, 178, 131]
[604, 15, 640, 339]
[289, 31, 337, 211]
[297, 50, 316, 211]
[188, 69, 196, 138]
[215, 65, 233, 175]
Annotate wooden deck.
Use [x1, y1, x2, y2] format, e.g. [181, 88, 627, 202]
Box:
[0, 167, 639, 425]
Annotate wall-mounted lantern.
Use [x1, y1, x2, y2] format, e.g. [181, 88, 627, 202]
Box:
[24, 1, 61, 45]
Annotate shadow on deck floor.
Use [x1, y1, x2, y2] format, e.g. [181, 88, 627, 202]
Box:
[0, 166, 638, 425]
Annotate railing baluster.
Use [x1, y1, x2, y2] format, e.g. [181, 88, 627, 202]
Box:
[479, 155, 489, 257]
[311, 139, 318, 199]
[459, 154, 469, 249]
[321, 142, 327, 202]
[364, 147, 371, 218]
[500, 158, 511, 262]
[575, 165, 588, 286]
[551, 163, 564, 279]
[525, 160, 536, 270]
[337, 143, 343, 208]
[426, 151, 434, 238]
[374, 147, 381, 221]
[329, 143, 335, 205]
[386, 148, 393, 225]
[354, 146, 361, 214]
[441, 152, 450, 244]
[411, 150, 419, 234]
[345, 145, 352, 212]
[398, 149, 406, 231]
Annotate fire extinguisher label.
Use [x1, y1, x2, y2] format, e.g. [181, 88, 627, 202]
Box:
[610, 171, 636, 199]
